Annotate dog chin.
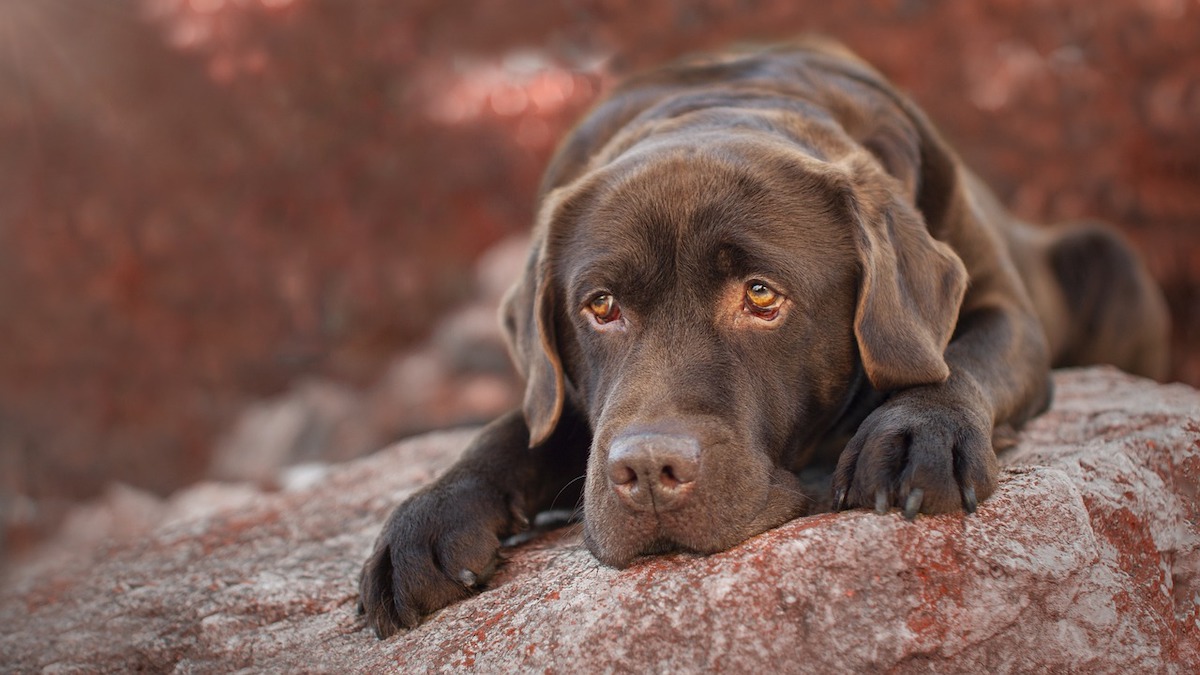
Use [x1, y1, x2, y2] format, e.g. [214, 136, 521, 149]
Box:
[582, 526, 709, 569]
[582, 503, 803, 568]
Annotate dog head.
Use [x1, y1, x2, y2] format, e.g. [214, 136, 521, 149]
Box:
[501, 48, 967, 566]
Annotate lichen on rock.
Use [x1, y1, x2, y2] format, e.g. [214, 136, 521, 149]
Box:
[2, 368, 1197, 672]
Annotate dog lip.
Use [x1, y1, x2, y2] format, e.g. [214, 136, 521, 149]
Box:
[583, 521, 702, 568]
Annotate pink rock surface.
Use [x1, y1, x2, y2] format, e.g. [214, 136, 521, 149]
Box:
[2, 367, 1197, 671]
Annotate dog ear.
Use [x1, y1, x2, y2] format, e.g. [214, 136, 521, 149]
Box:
[500, 218, 566, 449]
[799, 50, 972, 389]
[841, 156, 968, 391]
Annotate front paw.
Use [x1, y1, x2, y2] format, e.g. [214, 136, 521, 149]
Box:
[832, 390, 997, 518]
[357, 477, 524, 638]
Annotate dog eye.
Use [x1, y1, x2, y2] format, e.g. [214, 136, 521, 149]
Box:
[744, 281, 782, 319]
[587, 293, 621, 324]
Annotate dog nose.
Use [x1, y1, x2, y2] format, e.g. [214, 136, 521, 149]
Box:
[607, 432, 701, 511]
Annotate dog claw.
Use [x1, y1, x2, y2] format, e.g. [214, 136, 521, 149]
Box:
[874, 489, 888, 515]
[903, 489, 923, 520]
[962, 485, 978, 514]
[458, 569, 479, 587]
[833, 487, 847, 512]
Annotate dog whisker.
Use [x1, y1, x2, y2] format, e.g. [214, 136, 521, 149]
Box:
[550, 474, 587, 513]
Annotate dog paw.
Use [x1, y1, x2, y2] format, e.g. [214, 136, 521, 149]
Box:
[357, 478, 524, 638]
[831, 390, 997, 518]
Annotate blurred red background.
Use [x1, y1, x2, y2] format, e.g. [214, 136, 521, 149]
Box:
[1, 0, 1197, 554]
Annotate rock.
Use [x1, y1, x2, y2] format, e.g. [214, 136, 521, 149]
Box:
[2, 367, 1197, 671]
[209, 379, 363, 484]
[206, 235, 529, 485]
[355, 235, 528, 443]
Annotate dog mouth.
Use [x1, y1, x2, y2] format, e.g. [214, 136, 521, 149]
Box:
[581, 523, 707, 569]
[581, 464, 810, 568]
[600, 534, 687, 563]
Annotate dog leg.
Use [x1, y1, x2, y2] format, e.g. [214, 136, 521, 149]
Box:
[1044, 222, 1171, 380]
[833, 299, 1053, 517]
[358, 408, 588, 637]
[833, 170, 1058, 517]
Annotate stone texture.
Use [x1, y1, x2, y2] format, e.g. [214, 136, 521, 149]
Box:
[2, 367, 1198, 672]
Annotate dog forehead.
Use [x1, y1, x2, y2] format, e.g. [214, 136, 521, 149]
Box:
[556, 142, 852, 295]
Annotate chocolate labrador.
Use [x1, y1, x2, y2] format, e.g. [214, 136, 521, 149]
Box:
[358, 39, 1169, 637]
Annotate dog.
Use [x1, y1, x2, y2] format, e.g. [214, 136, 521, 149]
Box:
[358, 39, 1169, 637]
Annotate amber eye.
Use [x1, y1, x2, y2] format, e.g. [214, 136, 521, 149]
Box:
[744, 281, 781, 318]
[587, 293, 621, 324]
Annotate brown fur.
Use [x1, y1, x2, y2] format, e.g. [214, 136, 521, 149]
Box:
[358, 40, 1169, 637]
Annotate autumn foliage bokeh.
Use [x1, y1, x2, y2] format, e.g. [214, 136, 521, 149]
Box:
[1, 0, 1197, 550]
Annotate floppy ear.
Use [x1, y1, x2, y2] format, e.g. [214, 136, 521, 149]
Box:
[799, 51, 972, 389]
[500, 234, 565, 448]
[841, 158, 968, 392]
